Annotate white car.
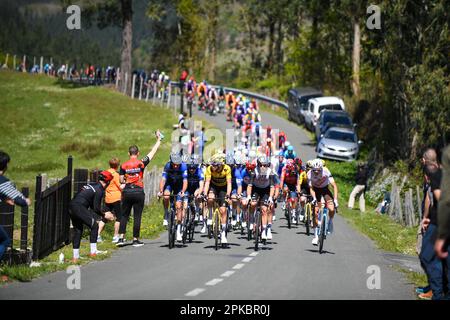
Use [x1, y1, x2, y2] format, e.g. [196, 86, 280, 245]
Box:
[304, 97, 345, 131]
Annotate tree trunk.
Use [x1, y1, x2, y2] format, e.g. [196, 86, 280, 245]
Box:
[208, 1, 219, 82]
[275, 19, 283, 76]
[120, 0, 133, 95]
[351, 19, 361, 98]
[266, 18, 275, 74]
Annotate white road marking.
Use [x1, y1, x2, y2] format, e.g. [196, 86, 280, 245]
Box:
[221, 270, 235, 277]
[206, 278, 223, 286]
[242, 257, 253, 263]
[249, 252, 259, 257]
[185, 288, 205, 297]
[232, 263, 245, 270]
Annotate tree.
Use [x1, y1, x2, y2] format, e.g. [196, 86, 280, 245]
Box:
[61, 0, 133, 94]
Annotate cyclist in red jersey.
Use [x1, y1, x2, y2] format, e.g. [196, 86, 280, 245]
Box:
[116, 130, 163, 247]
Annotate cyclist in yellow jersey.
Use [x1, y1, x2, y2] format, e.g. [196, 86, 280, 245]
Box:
[202, 152, 232, 244]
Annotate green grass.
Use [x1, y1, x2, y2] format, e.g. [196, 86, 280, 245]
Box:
[0, 70, 178, 282]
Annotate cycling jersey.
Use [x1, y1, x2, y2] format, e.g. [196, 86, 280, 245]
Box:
[120, 156, 150, 188]
[162, 162, 188, 183]
[307, 167, 334, 189]
[187, 167, 204, 191]
[281, 167, 298, 186]
[299, 171, 308, 190]
[232, 166, 243, 190]
[205, 165, 232, 187]
[71, 183, 105, 216]
[248, 167, 275, 189]
[284, 150, 297, 160]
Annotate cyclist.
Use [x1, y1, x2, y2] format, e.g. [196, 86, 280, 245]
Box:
[229, 153, 244, 228]
[208, 86, 218, 113]
[234, 101, 246, 129]
[308, 159, 339, 245]
[202, 152, 232, 244]
[158, 153, 188, 242]
[280, 159, 301, 224]
[184, 154, 205, 233]
[225, 91, 236, 121]
[117, 131, 162, 247]
[197, 81, 208, 110]
[284, 145, 297, 160]
[295, 157, 309, 222]
[69, 171, 115, 262]
[186, 76, 197, 96]
[246, 155, 275, 240]
[278, 130, 287, 150]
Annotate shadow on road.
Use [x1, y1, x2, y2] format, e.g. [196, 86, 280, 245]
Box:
[305, 249, 335, 255]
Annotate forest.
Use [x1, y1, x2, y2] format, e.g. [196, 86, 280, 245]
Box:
[1, 0, 449, 168]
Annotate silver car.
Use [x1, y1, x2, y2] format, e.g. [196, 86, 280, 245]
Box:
[316, 126, 362, 162]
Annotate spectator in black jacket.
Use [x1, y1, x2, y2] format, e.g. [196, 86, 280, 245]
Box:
[347, 163, 368, 212]
[0, 151, 31, 261]
[69, 171, 115, 263]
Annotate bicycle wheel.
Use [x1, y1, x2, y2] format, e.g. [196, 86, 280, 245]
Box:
[168, 209, 175, 249]
[319, 211, 327, 254]
[207, 207, 213, 239]
[182, 207, 189, 244]
[189, 206, 195, 243]
[214, 209, 220, 251]
[247, 210, 252, 241]
[287, 202, 292, 229]
[305, 204, 310, 236]
[254, 209, 260, 251]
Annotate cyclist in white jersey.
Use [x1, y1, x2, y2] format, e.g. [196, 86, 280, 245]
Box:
[307, 159, 339, 245]
[246, 155, 275, 240]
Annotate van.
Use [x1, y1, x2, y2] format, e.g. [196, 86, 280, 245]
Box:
[304, 97, 345, 131]
[287, 88, 323, 124]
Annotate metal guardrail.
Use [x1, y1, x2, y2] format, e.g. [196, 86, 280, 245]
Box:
[170, 82, 288, 110]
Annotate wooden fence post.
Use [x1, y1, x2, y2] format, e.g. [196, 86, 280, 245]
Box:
[167, 84, 172, 108]
[123, 72, 128, 95]
[131, 74, 136, 99]
[116, 67, 120, 89]
[145, 81, 150, 102]
[396, 188, 403, 225]
[40, 173, 48, 191]
[20, 187, 29, 251]
[22, 55, 26, 73]
[139, 76, 143, 100]
[13, 55, 17, 70]
[416, 185, 422, 220]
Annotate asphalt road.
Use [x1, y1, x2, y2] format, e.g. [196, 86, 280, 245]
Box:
[0, 102, 416, 300]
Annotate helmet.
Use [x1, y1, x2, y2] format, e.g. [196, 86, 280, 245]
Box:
[311, 159, 323, 170]
[257, 155, 270, 166]
[285, 141, 291, 147]
[246, 161, 256, 171]
[287, 145, 294, 152]
[266, 137, 272, 143]
[187, 154, 201, 170]
[294, 157, 302, 167]
[210, 152, 226, 165]
[99, 170, 114, 183]
[169, 153, 182, 165]
[285, 162, 295, 172]
[306, 160, 314, 169]
[278, 150, 285, 157]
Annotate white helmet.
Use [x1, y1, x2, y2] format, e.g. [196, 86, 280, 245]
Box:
[311, 159, 323, 170]
[285, 141, 291, 147]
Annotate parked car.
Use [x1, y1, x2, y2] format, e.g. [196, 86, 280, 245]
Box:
[304, 97, 345, 131]
[316, 126, 362, 162]
[287, 87, 323, 124]
[315, 110, 355, 140]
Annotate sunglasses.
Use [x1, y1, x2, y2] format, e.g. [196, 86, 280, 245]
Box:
[259, 164, 270, 167]
[312, 170, 321, 174]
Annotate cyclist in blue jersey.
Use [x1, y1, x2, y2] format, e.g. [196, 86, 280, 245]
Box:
[184, 154, 204, 232]
[284, 145, 297, 160]
[229, 154, 244, 227]
[240, 160, 256, 230]
[158, 153, 188, 242]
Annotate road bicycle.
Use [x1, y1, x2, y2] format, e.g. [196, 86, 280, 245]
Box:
[301, 194, 315, 236]
[183, 196, 197, 244]
[318, 206, 336, 254]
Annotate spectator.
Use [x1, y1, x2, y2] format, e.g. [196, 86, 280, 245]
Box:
[193, 127, 206, 160]
[435, 145, 450, 299]
[347, 162, 368, 212]
[0, 151, 31, 262]
[69, 171, 115, 263]
[419, 148, 445, 300]
[97, 158, 124, 243]
[116, 130, 163, 248]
